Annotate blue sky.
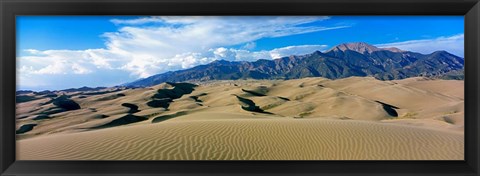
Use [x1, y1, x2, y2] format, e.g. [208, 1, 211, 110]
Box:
[17, 16, 464, 91]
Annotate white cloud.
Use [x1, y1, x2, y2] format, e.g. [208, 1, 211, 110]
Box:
[110, 17, 165, 25]
[242, 42, 256, 50]
[213, 47, 230, 58]
[24, 49, 42, 55]
[18, 49, 122, 75]
[268, 45, 329, 59]
[376, 34, 464, 57]
[206, 44, 329, 62]
[71, 63, 92, 74]
[35, 61, 68, 74]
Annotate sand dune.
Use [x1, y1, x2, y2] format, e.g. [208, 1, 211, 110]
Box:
[16, 77, 464, 160]
[17, 114, 463, 160]
[393, 77, 464, 99]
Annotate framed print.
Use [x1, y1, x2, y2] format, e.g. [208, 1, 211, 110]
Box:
[1, 0, 479, 175]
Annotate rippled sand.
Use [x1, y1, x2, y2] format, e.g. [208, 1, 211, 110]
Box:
[17, 114, 463, 160]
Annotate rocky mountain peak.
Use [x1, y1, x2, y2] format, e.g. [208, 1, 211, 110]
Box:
[330, 42, 381, 54]
[381, 47, 404, 53]
[329, 42, 405, 54]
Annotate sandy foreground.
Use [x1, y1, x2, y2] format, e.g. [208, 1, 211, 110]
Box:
[16, 77, 464, 160]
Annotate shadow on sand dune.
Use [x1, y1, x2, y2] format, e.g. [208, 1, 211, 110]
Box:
[151, 111, 188, 123]
[93, 114, 148, 129]
[148, 82, 197, 109]
[234, 95, 273, 114]
[16, 124, 37, 134]
[241, 89, 266, 96]
[375, 100, 399, 117]
[121, 103, 140, 113]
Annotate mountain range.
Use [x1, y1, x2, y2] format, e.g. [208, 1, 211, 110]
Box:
[125, 42, 464, 87]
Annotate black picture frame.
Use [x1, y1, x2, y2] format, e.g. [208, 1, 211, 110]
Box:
[1, 0, 479, 175]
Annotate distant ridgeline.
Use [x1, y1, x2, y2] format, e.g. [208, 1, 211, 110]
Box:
[128, 42, 462, 87]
